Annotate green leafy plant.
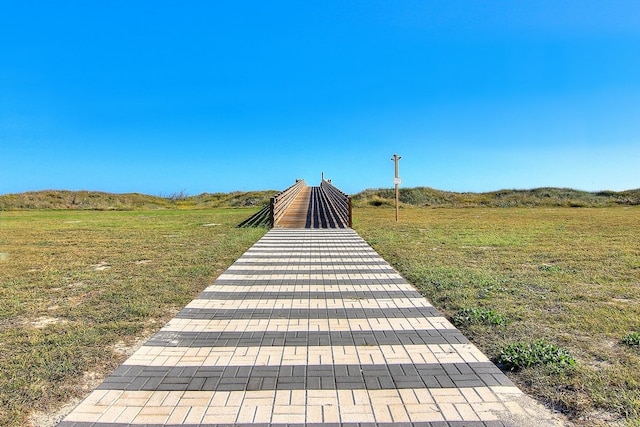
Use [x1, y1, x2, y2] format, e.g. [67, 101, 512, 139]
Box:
[622, 332, 640, 347]
[498, 340, 576, 371]
[452, 307, 507, 327]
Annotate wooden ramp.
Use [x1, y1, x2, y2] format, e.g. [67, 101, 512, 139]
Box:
[276, 187, 311, 228]
[277, 186, 350, 229]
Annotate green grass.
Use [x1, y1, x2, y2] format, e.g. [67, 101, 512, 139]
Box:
[2, 204, 640, 426]
[353, 206, 640, 425]
[0, 209, 267, 426]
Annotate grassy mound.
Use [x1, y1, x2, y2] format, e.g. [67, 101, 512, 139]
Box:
[352, 187, 640, 208]
[3, 187, 638, 211]
[0, 190, 277, 211]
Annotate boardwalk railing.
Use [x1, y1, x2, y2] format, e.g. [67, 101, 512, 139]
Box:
[238, 178, 352, 229]
[236, 204, 271, 228]
[320, 179, 352, 228]
[271, 179, 306, 226]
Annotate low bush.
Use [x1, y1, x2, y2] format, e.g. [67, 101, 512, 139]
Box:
[498, 340, 576, 371]
[622, 332, 640, 347]
[452, 307, 507, 327]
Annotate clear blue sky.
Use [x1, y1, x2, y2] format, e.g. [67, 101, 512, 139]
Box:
[2, 1, 639, 196]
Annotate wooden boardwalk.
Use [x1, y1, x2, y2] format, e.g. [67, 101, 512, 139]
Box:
[59, 229, 564, 427]
[275, 187, 311, 228]
[277, 186, 350, 229]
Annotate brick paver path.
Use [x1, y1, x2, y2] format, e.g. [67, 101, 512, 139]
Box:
[59, 229, 563, 426]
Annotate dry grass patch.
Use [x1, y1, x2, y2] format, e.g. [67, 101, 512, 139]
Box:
[354, 206, 640, 425]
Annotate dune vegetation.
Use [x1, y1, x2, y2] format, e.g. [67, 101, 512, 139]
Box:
[2, 186, 638, 211]
[352, 186, 640, 208]
[0, 189, 277, 211]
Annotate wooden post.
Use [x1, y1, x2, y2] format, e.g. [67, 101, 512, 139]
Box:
[269, 197, 275, 227]
[391, 154, 401, 222]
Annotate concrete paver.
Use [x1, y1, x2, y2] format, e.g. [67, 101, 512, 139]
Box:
[59, 229, 564, 426]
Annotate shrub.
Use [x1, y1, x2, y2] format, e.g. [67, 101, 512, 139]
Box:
[452, 307, 507, 327]
[498, 340, 576, 371]
[622, 332, 640, 347]
[367, 196, 394, 207]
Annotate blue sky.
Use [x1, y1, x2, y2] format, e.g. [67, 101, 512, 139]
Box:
[1, 1, 639, 196]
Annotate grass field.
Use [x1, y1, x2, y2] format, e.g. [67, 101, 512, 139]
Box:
[0, 209, 267, 426]
[0, 206, 639, 426]
[354, 207, 640, 425]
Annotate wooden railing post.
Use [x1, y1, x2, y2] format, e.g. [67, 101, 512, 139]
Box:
[269, 197, 275, 227]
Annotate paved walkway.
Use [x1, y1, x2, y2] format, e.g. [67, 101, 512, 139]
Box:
[59, 229, 563, 426]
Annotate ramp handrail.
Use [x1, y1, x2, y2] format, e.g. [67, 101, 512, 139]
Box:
[271, 179, 306, 226]
[237, 204, 271, 228]
[320, 179, 352, 228]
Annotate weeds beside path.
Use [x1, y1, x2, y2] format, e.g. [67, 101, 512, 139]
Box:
[0, 209, 266, 427]
[354, 206, 640, 425]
